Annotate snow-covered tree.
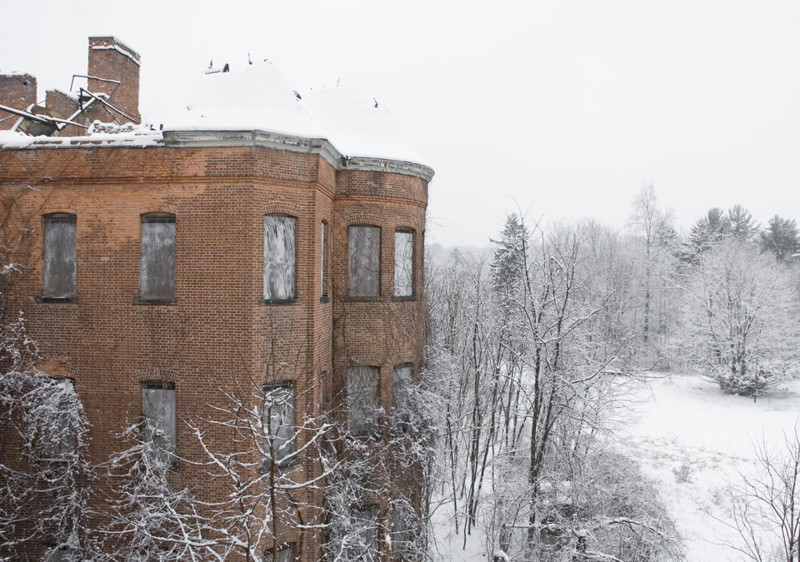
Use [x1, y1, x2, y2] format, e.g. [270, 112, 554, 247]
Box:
[0, 314, 95, 561]
[322, 361, 434, 561]
[677, 239, 800, 396]
[99, 422, 212, 561]
[424, 217, 681, 560]
[760, 215, 800, 263]
[629, 185, 679, 351]
[729, 430, 800, 562]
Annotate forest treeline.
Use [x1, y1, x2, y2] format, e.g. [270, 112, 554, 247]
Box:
[421, 185, 800, 560]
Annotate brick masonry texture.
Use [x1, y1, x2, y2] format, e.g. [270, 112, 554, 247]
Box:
[0, 73, 36, 130]
[0, 136, 429, 560]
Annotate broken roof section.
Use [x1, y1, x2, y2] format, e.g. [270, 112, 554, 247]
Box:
[0, 36, 140, 137]
[167, 60, 428, 166]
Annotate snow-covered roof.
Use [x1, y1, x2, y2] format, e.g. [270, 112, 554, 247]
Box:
[0, 60, 432, 178]
[166, 61, 428, 167]
[0, 124, 162, 149]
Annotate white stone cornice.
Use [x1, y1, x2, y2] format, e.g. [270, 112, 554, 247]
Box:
[162, 129, 434, 182]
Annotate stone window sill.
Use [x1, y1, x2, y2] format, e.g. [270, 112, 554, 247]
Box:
[343, 296, 384, 303]
[134, 298, 178, 305]
[36, 296, 78, 303]
[260, 298, 300, 306]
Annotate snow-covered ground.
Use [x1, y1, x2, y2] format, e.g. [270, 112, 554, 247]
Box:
[618, 373, 800, 561]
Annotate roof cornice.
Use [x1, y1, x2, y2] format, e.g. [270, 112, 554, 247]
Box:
[162, 129, 434, 182]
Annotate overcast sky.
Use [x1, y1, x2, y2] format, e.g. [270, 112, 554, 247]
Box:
[3, 1, 800, 247]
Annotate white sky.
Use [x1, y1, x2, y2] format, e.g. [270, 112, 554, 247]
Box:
[3, 0, 800, 247]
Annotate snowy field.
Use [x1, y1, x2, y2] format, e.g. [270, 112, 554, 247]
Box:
[430, 373, 800, 561]
[618, 373, 800, 561]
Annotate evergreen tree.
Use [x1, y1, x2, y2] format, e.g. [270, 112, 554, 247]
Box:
[760, 215, 800, 262]
[489, 214, 528, 297]
[727, 204, 759, 241]
[688, 207, 730, 255]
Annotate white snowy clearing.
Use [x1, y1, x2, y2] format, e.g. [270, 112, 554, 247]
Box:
[430, 373, 800, 561]
[618, 373, 800, 561]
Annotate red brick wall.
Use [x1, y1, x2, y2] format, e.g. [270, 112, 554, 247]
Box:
[87, 37, 141, 124]
[0, 141, 429, 561]
[0, 73, 36, 130]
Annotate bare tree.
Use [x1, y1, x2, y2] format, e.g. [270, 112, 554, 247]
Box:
[424, 217, 681, 561]
[629, 184, 677, 351]
[728, 429, 800, 562]
[0, 315, 96, 561]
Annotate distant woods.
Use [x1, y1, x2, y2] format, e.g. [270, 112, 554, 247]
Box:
[422, 187, 800, 559]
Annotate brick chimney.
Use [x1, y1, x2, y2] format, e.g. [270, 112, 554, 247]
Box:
[87, 36, 141, 124]
[0, 73, 37, 130]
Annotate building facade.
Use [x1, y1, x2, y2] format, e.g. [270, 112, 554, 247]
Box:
[0, 37, 432, 561]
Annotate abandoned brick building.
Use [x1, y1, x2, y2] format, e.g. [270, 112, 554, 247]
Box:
[0, 37, 432, 561]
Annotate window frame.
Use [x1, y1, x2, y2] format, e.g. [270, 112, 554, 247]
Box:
[36, 377, 79, 462]
[141, 381, 177, 467]
[41, 212, 77, 302]
[320, 221, 329, 303]
[262, 381, 297, 469]
[348, 224, 381, 299]
[347, 366, 380, 437]
[262, 214, 297, 304]
[138, 213, 176, 303]
[349, 505, 380, 561]
[393, 228, 414, 299]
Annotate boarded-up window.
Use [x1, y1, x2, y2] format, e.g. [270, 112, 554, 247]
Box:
[264, 215, 296, 300]
[391, 502, 414, 562]
[141, 382, 176, 466]
[392, 364, 413, 435]
[349, 506, 380, 561]
[347, 366, 380, 436]
[349, 225, 380, 297]
[140, 214, 175, 300]
[392, 364, 412, 412]
[321, 222, 327, 298]
[38, 378, 79, 461]
[394, 230, 413, 297]
[43, 213, 76, 299]
[265, 543, 295, 562]
[263, 382, 295, 468]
